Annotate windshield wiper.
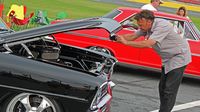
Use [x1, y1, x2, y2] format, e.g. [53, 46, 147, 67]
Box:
[0, 28, 10, 31]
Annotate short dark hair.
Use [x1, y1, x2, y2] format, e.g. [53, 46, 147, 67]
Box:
[134, 10, 155, 21]
[150, 0, 160, 3]
[176, 6, 187, 17]
[150, 0, 154, 3]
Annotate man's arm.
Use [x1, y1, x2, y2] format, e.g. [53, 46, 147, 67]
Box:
[118, 33, 140, 41]
[116, 35, 156, 48]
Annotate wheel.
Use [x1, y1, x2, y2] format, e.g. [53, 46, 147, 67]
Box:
[1, 93, 63, 112]
[88, 46, 113, 56]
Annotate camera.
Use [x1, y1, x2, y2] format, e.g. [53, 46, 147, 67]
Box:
[109, 35, 117, 41]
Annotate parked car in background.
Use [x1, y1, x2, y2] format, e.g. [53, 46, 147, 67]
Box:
[53, 7, 200, 78]
[0, 18, 120, 112]
[0, 18, 13, 34]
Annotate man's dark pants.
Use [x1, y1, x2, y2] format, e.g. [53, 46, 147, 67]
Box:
[159, 66, 187, 112]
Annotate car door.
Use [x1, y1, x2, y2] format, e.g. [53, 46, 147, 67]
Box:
[116, 29, 141, 65]
[119, 16, 161, 69]
[183, 22, 200, 76]
[115, 17, 141, 65]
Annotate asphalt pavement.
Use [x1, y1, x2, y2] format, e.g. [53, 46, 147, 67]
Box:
[111, 65, 200, 112]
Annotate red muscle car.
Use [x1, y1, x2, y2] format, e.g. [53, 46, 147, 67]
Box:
[53, 7, 200, 77]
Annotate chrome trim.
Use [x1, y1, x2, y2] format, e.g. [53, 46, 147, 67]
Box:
[108, 81, 115, 89]
[90, 82, 109, 110]
[3, 44, 13, 53]
[0, 84, 88, 102]
[97, 94, 111, 108]
[191, 53, 200, 57]
[5, 93, 57, 112]
[91, 94, 111, 112]
[64, 32, 110, 41]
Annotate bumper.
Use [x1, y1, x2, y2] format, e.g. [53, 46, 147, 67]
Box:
[108, 81, 115, 89]
[88, 81, 114, 112]
[88, 94, 112, 112]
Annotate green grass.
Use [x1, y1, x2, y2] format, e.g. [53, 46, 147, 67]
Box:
[3, 0, 200, 30]
[190, 16, 200, 30]
[3, 0, 119, 19]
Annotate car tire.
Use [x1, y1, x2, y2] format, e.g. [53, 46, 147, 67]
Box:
[1, 93, 63, 112]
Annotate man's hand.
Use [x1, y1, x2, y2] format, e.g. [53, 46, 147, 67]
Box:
[116, 35, 128, 45]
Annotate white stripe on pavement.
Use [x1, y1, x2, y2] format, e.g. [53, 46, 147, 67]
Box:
[150, 100, 200, 112]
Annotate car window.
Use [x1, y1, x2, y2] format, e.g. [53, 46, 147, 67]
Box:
[103, 9, 121, 19]
[168, 20, 185, 38]
[121, 17, 138, 30]
[190, 22, 200, 39]
[121, 16, 197, 40]
[158, 17, 196, 40]
[184, 23, 195, 40]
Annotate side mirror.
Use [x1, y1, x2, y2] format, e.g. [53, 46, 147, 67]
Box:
[109, 34, 117, 41]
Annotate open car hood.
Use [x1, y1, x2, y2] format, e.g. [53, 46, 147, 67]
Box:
[0, 17, 122, 44]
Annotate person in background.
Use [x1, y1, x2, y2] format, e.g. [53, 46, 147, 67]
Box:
[176, 6, 189, 18]
[141, 0, 164, 11]
[174, 6, 189, 37]
[115, 10, 191, 112]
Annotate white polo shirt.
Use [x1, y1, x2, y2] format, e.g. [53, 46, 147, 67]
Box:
[141, 4, 157, 11]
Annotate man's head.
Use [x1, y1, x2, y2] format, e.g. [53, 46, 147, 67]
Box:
[150, 0, 163, 4]
[150, 0, 163, 9]
[134, 10, 155, 32]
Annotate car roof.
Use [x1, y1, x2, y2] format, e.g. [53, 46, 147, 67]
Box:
[0, 17, 121, 44]
[115, 7, 191, 22]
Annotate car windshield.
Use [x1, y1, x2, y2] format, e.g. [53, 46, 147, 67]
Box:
[190, 22, 200, 39]
[0, 18, 13, 35]
[103, 9, 121, 19]
[0, 18, 9, 30]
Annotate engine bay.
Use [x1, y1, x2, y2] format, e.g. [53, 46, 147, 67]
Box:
[1, 35, 115, 79]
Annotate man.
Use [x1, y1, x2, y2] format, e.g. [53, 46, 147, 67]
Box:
[116, 10, 191, 112]
[141, 0, 164, 11]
